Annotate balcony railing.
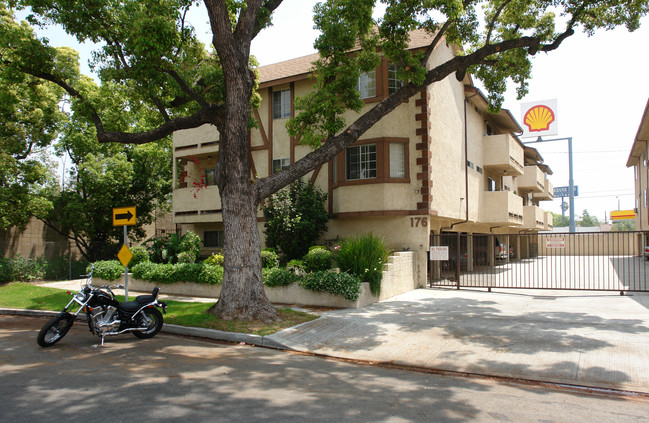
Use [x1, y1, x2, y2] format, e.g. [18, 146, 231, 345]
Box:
[482, 134, 525, 176]
[523, 205, 546, 230]
[479, 190, 523, 226]
[173, 124, 220, 159]
[172, 186, 223, 224]
[518, 165, 545, 193]
[544, 211, 554, 231]
[533, 178, 554, 201]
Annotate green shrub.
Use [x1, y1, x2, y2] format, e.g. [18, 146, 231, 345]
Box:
[300, 270, 361, 301]
[286, 259, 305, 275]
[0, 258, 11, 283]
[262, 178, 328, 261]
[131, 261, 156, 281]
[0, 257, 41, 282]
[132, 261, 222, 285]
[198, 264, 224, 285]
[261, 249, 280, 269]
[91, 260, 124, 282]
[129, 246, 149, 267]
[335, 234, 391, 295]
[204, 253, 224, 266]
[0, 256, 89, 283]
[146, 231, 201, 264]
[179, 231, 201, 262]
[177, 251, 196, 264]
[173, 263, 203, 282]
[303, 247, 333, 272]
[263, 267, 299, 287]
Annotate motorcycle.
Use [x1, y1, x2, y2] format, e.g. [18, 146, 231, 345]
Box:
[37, 265, 167, 347]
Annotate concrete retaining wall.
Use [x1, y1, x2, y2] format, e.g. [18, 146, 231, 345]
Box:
[100, 251, 416, 309]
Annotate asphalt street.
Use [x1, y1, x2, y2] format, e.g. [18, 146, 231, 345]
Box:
[2, 316, 649, 423]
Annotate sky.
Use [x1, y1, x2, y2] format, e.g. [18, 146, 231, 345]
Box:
[25, 0, 649, 223]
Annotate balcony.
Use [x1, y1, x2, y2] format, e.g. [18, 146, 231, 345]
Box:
[533, 178, 554, 201]
[482, 134, 525, 176]
[173, 186, 223, 224]
[331, 183, 417, 216]
[523, 205, 546, 230]
[173, 124, 220, 159]
[544, 211, 554, 231]
[479, 191, 523, 226]
[518, 165, 545, 193]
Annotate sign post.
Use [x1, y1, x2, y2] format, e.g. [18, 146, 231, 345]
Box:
[113, 207, 136, 300]
[521, 99, 577, 233]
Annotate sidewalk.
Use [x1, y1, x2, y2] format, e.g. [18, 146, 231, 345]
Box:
[269, 288, 649, 393]
[33, 281, 649, 393]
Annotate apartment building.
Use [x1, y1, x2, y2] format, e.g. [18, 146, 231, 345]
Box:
[627, 98, 649, 232]
[172, 30, 554, 286]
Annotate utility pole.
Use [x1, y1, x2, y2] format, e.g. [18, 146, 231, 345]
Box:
[524, 136, 575, 232]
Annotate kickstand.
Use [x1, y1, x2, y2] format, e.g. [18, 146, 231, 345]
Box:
[101, 335, 105, 346]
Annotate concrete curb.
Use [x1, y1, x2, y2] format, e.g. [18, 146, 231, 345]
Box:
[0, 308, 289, 350]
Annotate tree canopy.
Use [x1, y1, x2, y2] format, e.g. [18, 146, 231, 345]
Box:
[2, 0, 647, 321]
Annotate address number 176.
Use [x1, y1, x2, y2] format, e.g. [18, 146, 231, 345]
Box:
[410, 217, 428, 227]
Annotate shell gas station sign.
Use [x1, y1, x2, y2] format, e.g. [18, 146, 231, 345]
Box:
[521, 99, 558, 138]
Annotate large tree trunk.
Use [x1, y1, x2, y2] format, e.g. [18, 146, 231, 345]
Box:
[206, 16, 278, 321]
[208, 182, 278, 322]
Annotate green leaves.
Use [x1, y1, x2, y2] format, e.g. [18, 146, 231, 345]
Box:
[262, 178, 328, 261]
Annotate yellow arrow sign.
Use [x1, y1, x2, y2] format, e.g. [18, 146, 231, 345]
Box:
[113, 207, 136, 226]
[117, 244, 133, 267]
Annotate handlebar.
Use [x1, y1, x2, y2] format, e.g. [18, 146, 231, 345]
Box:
[79, 264, 95, 279]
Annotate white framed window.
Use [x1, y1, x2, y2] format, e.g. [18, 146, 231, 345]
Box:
[389, 143, 406, 178]
[346, 144, 376, 180]
[357, 70, 376, 99]
[272, 89, 291, 119]
[388, 63, 405, 94]
[272, 158, 290, 174]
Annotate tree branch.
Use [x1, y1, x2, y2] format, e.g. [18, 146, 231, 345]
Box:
[485, 0, 515, 45]
[160, 68, 210, 109]
[96, 106, 225, 144]
[252, 0, 284, 39]
[254, 29, 576, 201]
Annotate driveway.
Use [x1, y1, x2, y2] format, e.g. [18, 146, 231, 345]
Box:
[268, 287, 649, 393]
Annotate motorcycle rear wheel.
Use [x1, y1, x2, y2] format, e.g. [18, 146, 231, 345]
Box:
[37, 312, 75, 347]
[132, 308, 163, 339]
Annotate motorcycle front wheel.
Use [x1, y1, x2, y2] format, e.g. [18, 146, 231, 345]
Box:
[132, 308, 163, 339]
[37, 312, 75, 347]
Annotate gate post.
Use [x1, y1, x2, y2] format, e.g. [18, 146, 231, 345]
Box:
[455, 232, 461, 289]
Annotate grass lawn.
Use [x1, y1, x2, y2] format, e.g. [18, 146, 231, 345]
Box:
[0, 282, 319, 336]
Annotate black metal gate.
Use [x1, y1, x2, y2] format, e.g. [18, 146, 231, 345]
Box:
[429, 231, 649, 292]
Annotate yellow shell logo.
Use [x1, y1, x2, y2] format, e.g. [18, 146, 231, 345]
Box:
[524, 105, 555, 132]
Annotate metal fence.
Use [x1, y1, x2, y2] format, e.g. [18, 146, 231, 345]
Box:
[429, 231, 649, 293]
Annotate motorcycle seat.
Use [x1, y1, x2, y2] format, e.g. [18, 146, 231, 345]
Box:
[117, 301, 144, 313]
[135, 294, 156, 304]
[135, 288, 159, 305]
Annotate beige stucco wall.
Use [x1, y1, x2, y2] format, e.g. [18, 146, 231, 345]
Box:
[0, 218, 79, 259]
[170, 41, 558, 289]
[103, 251, 417, 308]
[538, 233, 639, 256]
[427, 48, 466, 224]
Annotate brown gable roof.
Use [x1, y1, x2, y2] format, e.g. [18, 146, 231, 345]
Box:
[258, 52, 319, 86]
[257, 29, 436, 87]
